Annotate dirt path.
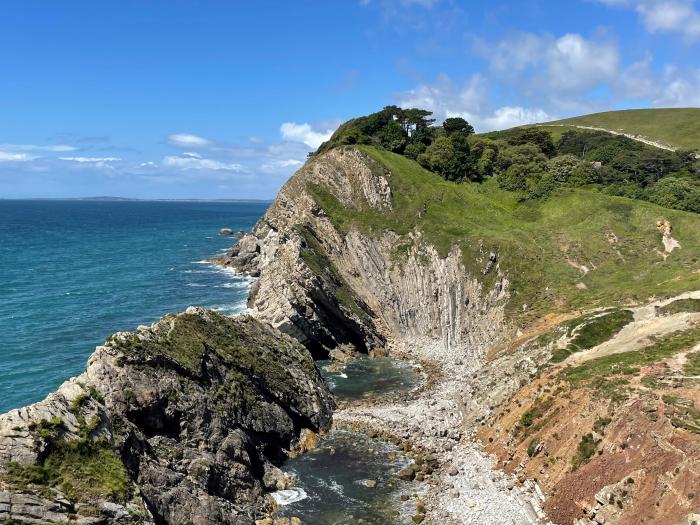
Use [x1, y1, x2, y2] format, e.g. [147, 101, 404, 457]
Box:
[541, 124, 681, 152]
[561, 292, 700, 366]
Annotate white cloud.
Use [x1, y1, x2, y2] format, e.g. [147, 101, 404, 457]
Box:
[260, 158, 304, 174]
[0, 151, 36, 162]
[280, 122, 335, 149]
[163, 152, 243, 171]
[654, 67, 700, 106]
[58, 156, 121, 163]
[598, 0, 700, 41]
[166, 133, 213, 148]
[479, 107, 553, 130]
[397, 74, 552, 132]
[476, 32, 619, 92]
[548, 34, 619, 90]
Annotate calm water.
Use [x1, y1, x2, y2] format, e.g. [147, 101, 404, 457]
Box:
[319, 356, 423, 400]
[0, 199, 268, 413]
[278, 431, 419, 525]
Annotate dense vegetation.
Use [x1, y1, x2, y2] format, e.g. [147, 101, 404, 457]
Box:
[316, 107, 700, 214]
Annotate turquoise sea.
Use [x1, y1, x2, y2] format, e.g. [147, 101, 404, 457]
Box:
[0, 200, 268, 413]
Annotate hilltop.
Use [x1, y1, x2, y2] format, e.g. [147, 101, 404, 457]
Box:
[543, 108, 700, 152]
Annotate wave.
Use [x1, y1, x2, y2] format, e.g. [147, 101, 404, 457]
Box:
[270, 487, 308, 506]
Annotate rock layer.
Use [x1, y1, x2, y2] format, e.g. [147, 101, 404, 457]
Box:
[0, 308, 333, 525]
[216, 147, 510, 360]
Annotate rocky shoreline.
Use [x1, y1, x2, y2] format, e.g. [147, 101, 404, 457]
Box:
[0, 309, 334, 525]
[326, 339, 550, 525]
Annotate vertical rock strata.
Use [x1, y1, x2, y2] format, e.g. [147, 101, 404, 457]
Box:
[219, 147, 510, 360]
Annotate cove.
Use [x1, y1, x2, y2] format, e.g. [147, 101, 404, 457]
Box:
[318, 356, 423, 401]
[277, 430, 419, 524]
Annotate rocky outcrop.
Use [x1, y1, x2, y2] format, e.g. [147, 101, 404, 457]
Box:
[216, 147, 510, 360]
[0, 308, 334, 525]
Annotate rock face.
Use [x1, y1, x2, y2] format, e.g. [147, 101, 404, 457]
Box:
[216, 147, 509, 359]
[0, 308, 334, 525]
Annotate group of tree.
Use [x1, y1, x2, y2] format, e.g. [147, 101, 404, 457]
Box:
[315, 107, 700, 214]
[315, 106, 484, 182]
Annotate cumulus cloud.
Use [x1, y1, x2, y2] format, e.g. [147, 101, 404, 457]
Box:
[598, 0, 700, 41]
[166, 133, 213, 148]
[163, 152, 243, 172]
[280, 122, 335, 149]
[653, 67, 700, 105]
[397, 74, 552, 132]
[475, 32, 620, 92]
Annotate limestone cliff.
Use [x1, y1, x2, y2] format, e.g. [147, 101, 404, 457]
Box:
[217, 147, 510, 360]
[0, 308, 333, 525]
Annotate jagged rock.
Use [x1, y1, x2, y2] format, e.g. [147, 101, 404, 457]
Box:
[0, 308, 334, 525]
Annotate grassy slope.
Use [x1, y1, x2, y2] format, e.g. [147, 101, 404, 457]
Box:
[546, 108, 700, 151]
[311, 146, 700, 324]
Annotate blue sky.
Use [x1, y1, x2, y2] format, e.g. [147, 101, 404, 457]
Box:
[1, 0, 699, 199]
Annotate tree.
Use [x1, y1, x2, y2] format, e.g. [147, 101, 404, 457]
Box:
[495, 143, 547, 191]
[648, 177, 700, 213]
[404, 142, 427, 160]
[443, 117, 475, 136]
[378, 119, 407, 152]
[418, 133, 477, 181]
[507, 128, 556, 157]
[546, 154, 584, 183]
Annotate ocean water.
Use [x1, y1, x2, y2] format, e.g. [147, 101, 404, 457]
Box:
[0, 199, 268, 413]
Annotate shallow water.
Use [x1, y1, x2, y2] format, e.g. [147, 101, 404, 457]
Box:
[278, 430, 419, 525]
[319, 356, 422, 400]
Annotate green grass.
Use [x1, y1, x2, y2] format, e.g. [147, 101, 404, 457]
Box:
[550, 309, 634, 363]
[310, 146, 700, 322]
[5, 441, 130, 504]
[658, 298, 700, 315]
[562, 327, 700, 399]
[547, 108, 700, 151]
[684, 352, 700, 376]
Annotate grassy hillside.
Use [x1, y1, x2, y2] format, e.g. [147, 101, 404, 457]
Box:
[546, 108, 700, 151]
[311, 146, 700, 324]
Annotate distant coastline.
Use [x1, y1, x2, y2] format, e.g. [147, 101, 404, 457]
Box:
[0, 196, 274, 203]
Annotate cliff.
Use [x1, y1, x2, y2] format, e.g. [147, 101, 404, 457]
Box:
[217, 147, 510, 361]
[0, 308, 333, 525]
[217, 143, 700, 524]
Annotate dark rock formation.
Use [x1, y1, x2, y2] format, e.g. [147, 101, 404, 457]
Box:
[0, 308, 334, 524]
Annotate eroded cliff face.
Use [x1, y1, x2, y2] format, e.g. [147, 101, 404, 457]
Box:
[0, 308, 333, 525]
[217, 147, 510, 360]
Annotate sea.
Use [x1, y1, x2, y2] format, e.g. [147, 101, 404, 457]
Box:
[0, 199, 269, 413]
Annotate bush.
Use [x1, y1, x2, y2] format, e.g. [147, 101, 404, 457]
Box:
[648, 176, 700, 213]
[546, 154, 585, 183]
[572, 433, 599, 469]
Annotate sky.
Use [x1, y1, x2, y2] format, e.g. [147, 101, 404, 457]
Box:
[1, 0, 699, 199]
